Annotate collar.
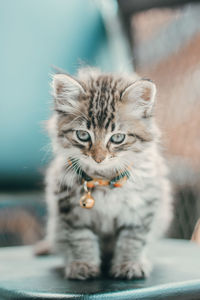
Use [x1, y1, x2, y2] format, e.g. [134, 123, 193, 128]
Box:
[68, 158, 130, 189]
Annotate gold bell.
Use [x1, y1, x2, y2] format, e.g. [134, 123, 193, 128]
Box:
[80, 192, 95, 209]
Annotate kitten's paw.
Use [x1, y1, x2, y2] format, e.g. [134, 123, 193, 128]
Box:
[65, 261, 100, 280]
[111, 259, 152, 279]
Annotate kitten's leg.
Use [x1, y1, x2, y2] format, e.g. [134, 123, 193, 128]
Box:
[57, 225, 101, 280]
[46, 162, 101, 280]
[56, 194, 101, 279]
[111, 226, 152, 279]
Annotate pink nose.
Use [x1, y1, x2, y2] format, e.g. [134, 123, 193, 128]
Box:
[91, 145, 107, 163]
[95, 158, 104, 164]
[93, 155, 105, 163]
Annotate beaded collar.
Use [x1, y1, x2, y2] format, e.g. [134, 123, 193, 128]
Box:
[68, 159, 130, 209]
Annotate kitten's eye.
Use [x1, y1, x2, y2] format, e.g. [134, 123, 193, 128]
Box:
[76, 130, 91, 142]
[110, 133, 125, 144]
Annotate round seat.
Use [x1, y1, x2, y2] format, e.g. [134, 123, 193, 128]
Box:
[1, 239, 200, 299]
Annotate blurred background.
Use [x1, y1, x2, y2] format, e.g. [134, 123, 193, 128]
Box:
[1, 0, 200, 247]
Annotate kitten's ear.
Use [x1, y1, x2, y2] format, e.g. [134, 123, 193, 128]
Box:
[121, 80, 156, 118]
[52, 74, 85, 113]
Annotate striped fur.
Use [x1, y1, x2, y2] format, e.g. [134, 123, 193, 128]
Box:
[45, 68, 172, 280]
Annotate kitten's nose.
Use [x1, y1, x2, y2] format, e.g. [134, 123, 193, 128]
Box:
[93, 156, 105, 163]
[91, 149, 106, 163]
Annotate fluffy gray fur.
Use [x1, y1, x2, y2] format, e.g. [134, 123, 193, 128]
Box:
[44, 68, 172, 280]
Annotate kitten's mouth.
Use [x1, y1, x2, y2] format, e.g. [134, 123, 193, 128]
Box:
[81, 157, 119, 178]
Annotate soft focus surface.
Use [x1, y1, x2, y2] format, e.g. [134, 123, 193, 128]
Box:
[1, 240, 200, 299]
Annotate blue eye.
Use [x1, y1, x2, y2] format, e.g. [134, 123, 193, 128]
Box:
[110, 133, 125, 144]
[76, 130, 91, 142]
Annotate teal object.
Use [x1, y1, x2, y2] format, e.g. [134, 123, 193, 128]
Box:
[0, 0, 110, 188]
[1, 239, 200, 299]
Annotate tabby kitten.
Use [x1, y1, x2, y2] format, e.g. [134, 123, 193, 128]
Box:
[45, 68, 172, 280]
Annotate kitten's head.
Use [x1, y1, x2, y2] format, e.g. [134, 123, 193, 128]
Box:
[50, 69, 158, 177]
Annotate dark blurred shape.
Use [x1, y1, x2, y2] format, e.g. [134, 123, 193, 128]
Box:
[118, 0, 200, 14]
[168, 160, 200, 239]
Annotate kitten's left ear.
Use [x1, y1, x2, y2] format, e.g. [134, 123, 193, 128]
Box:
[121, 80, 156, 118]
[52, 73, 85, 113]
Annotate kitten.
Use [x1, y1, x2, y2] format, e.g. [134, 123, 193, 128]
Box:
[45, 68, 172, 280]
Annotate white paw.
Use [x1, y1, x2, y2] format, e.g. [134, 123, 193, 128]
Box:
[111, 258, 152, 279]
[65, 261, 100, 280]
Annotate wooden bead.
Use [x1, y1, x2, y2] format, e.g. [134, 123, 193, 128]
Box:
[86, 182, 95, 188]
[80, 192, 95, 209]
[113, 182, 122, 187]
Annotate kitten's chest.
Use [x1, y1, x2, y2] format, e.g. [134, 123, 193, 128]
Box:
[92, 187, 123, 215]
[71, 182, 147, 234]
[89, 188, 122, 234]
[88, 185, 143, 233]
